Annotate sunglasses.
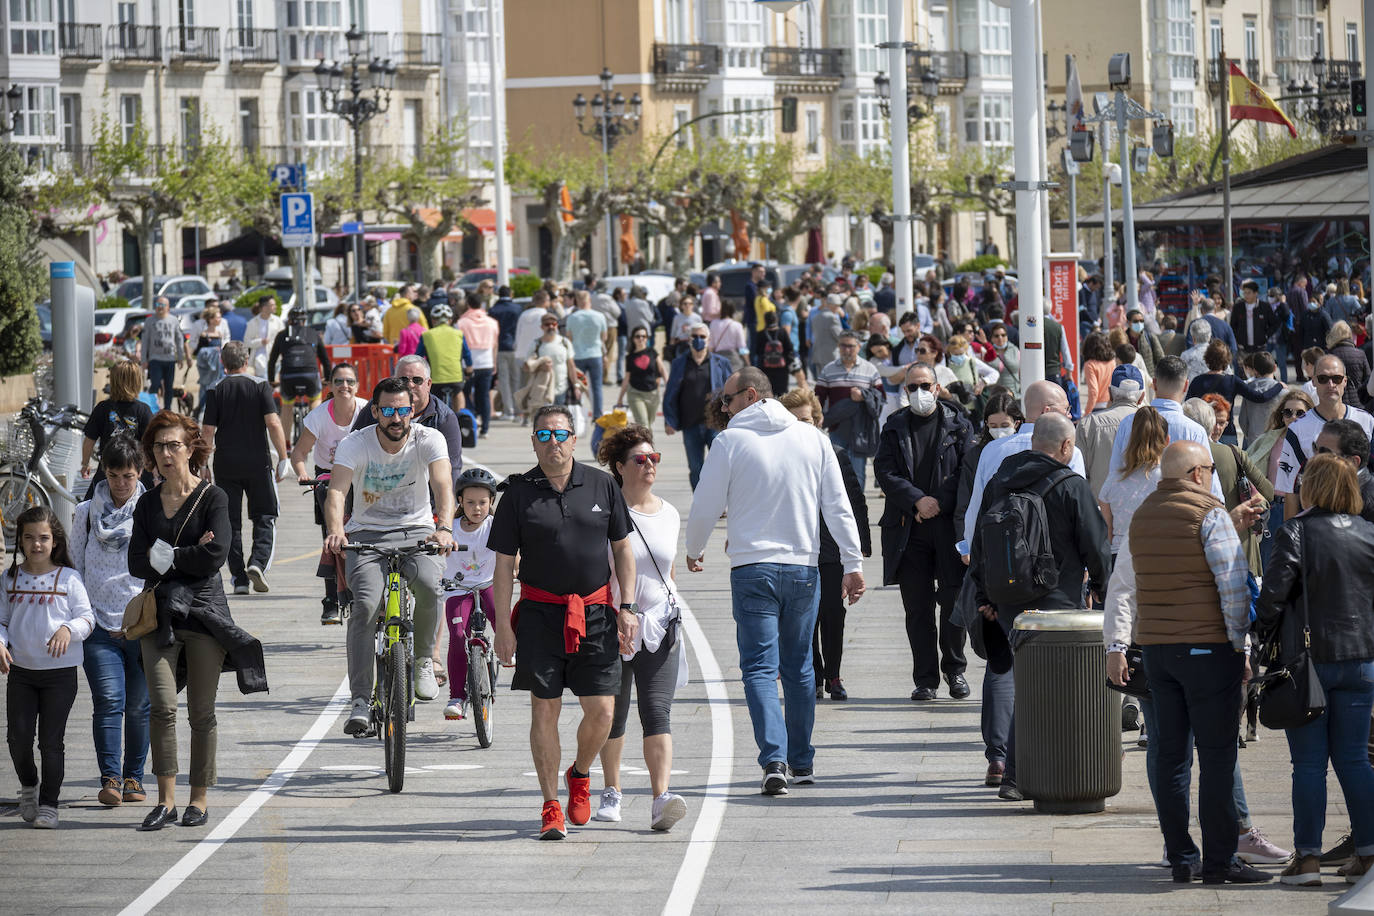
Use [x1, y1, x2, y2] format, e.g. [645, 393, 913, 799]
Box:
[630, 452, 662, 466]
[1314, 445, 1335, 455]
[905, 382, 933, 393]
[1316, 374, 1346, 385]
[915, 347, 931, 355]
[1282, 407, 1307, 419]
[377, 405, 413, 418]
[720, 388, 751, 407]
[398, 375, 428, 386]
[1189, 463, 1217, 475]
[332, 377, 358, 386]
[534, 428, 572, 443]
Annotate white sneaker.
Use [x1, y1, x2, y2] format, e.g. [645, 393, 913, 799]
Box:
[650, 792, 687, 832]
[18, 786, 37, 823]
[414, 658, 439, 701]
[595, 787, 622, 822]
[443, 700, 466, 720]
[246, 565, 269, 593]
[32, 805, 58, 829]
[343, 699, 370, 736]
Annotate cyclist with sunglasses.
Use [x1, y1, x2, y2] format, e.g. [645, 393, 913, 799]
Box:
[325, 377, 456, 735]
[351, 355, 464, 488]
[1277, 353, 1374, 521]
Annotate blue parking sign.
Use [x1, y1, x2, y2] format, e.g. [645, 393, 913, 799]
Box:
[281, 192, 315, 248]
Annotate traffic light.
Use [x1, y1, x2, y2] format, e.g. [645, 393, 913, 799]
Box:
[781, 96, 797, 134]
[1353, 79, 1367, 119]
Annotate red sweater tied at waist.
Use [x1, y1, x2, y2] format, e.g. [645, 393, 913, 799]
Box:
[516, 582, 614, 653]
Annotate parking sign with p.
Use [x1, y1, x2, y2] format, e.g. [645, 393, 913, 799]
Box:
[281, 192, 315, 248]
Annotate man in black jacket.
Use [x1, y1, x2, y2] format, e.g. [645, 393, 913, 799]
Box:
[1315, 419, 1374, 522]
[874, 363, 975, 702]
[969, 412, 1111, 800]
[1230, 280, 1280, 358]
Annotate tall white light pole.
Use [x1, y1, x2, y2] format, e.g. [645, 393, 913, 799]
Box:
[884, 0, 914, 315]
[488, 0, 510, 285]
[1365, 1, 1374, 242]
[1009, 0, 1045, 386]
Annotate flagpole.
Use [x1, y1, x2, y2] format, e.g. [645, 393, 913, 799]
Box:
[1221, 47, 1234, 306]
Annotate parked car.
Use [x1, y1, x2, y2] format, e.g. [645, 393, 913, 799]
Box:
[599, 274, 677, 306]
[710, 264, 781, 314]
[455, 267, 530, 292]
[93, 308, 150, 347]
[115, 275, 213, 307]
[35, 302, 52, 350]
[776, 263, 839, 289]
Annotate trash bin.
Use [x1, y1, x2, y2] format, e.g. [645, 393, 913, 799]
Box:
[1012, 609, 1122, 814]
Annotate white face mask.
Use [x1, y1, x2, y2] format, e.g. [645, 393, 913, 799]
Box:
[988, 425, 1016, 439]
[910, 387, 937, 416]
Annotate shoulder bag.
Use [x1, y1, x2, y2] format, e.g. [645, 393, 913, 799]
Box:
[633, 519, 682, 646]
[1254, 521, 1326, 730]
[121, 483, 208, 640]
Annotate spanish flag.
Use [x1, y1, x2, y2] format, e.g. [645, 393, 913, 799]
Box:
[1228, 60, 1297, 138]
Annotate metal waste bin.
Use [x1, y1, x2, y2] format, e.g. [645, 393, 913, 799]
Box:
[1012, 609, 1121, 814]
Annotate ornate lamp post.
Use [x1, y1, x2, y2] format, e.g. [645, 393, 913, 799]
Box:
[0, 85, 23, 136]
[571, 67, 641, 275]
[1285, 52, 1357, 137]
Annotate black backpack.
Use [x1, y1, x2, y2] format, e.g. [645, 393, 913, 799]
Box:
[761, 330, 786, 369]
[977, 466, 1075, 607]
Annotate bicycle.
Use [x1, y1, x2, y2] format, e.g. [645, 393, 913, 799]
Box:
[341, 540, 440, 794]
[441, 570, 499, 749]
[0, 397, 90, 548]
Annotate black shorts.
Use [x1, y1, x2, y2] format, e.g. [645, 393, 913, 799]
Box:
[511, 600, 621, 699]
[281, 374, 321, 399]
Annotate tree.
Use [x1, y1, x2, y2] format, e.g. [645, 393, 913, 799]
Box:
[833, 151, 898, 261]
[507, 140, 612, 284]
[621, 141, 744, 275]
[371, 126, 481, 284]
[0, 145, 43, 376]
[732, 144, 844, 263]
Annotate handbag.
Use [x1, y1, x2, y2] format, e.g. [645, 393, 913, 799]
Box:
[121, 483, 208, 640]
[633, 521, 682, 645]
[1106, 645, 1150, 699]
[1253, 521, 1326, 730]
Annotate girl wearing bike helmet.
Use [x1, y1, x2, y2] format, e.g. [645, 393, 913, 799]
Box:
[443, 468, 500, 721]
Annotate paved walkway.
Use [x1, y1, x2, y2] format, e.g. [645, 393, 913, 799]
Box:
[0, 393, 1352, 914]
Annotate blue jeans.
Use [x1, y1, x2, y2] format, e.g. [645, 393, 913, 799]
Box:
[575, 357, 604, 419]
[147, 360, 176, 410]
[1285, 658, 1374, 857]
[1141, 644, 1245, 875]
[680, 423, 717, 490]
[617, 334, 628, 383]
[828, 434, 868, 488]
[731, 563, 821, 770]
[466, 367, 493, 433]
[982, 665, 1013, 764]
[1269, 337, 1291, 382]
[80, 626, 150, 783]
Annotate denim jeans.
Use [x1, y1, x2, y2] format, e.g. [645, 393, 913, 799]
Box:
[575, 357, 605, 419]
[730, 563, 821, 770]
[467, 367, 494, 433]
[982, 666, 1013, 764]
[827, 434, 869, 489]
[147, 360, 176, 409]
[1268, 338, 1291, 383]
[81, 627, 151, 784]
[680, 423, 717, 490]
[1259, 498, 1285, 572]
[1141, 644, 1245, 875]
[1285, 658, 1374, 857]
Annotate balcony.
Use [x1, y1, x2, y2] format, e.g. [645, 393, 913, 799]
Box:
[652, 42, 721, 92]
[397, 32, 441, 73]
[762, 46, 845, 93]
[108, 24, 160, 66]
[1206, 57, 1239, 90]
[1246, 58, 1262, 81]
[168, 27, 220, 68]
[228, 28, 278, 70]
[284, 29, 339, 69]
[1329, 59, 1362, 83]
[58, 23, 102, 66]
[908, 49, 968, 94]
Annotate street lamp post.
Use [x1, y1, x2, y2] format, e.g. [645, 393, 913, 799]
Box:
[873, 54, 938, 302]
[1284, 52, 1358, 136]
[572, 68, 641, 277]
[315, 26, 396, 303]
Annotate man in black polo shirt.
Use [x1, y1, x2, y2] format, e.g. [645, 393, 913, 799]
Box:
[490, 405, 637, 841]
[201, 340, 291, 594]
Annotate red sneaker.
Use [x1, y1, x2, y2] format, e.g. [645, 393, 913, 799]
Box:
[539, 799, 566, 840]
[565, 765, 592, 826]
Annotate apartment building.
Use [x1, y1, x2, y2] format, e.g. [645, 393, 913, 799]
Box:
[0, 0, 507, 286]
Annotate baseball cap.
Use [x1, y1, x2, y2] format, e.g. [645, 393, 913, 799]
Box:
[1110, 364, 1145, 391]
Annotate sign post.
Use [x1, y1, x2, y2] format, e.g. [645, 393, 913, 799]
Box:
[281, 191, 315, 320]
[1046, 252, 1082, 389]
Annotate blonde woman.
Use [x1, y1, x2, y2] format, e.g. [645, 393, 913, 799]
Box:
[81, 360, 154, 491]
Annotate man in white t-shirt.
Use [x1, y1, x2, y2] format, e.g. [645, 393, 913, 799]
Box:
[1277, 352, 1374, 519]
[324, 377, 456, 735]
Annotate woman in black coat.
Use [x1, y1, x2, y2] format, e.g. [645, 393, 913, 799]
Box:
[127, 411, 266, 832]
[1326, 320, 1370, 409]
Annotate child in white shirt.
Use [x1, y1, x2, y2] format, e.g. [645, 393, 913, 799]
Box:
[0, 507, 95, 829]
[442, 471, 499, 721]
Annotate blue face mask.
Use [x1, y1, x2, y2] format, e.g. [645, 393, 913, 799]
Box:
[1130, 321, 1145, 333]
[949, 353, 969, 367]
[690, 336, 708, 351]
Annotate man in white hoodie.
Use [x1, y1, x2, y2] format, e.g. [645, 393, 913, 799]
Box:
[685, 367, 866, 796]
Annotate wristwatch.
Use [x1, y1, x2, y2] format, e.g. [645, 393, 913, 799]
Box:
[619, 602, 638, 613]
[436, 525, 452, 533]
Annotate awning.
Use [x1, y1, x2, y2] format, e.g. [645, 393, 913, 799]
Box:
[190, 229, 286, 265]
[462, 207, 515, 236]
[320, 230, 404, 242]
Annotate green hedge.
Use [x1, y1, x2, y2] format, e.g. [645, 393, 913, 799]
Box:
[97, 295, 130, 310]
[510, 274, 542, 298]
[955, 254, 1009, 275]
[234, 288, 280, 313]
[858, 265, 886, 286]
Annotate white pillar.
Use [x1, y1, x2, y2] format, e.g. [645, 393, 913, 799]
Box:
[888, 0, 914, 315]
[1011, 0, 1045, 387]
[1365, 1, 1374, 248]
[1117, 91, 1138, 317]
[488, 0, 510, 286]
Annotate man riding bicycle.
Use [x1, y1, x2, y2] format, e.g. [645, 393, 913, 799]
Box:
[324, 376, 455, 735]
[268, 307, 332, 406]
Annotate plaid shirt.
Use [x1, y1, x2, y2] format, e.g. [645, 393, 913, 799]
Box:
[1199, 505, 1251, 650]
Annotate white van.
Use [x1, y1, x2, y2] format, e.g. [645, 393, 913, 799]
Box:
[600, 274, 677, 305]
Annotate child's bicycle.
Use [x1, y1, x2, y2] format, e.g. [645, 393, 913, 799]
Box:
[342, 540, 440, 793]
[441, 570, 499, 749]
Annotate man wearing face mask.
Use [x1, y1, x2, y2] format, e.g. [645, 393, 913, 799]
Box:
[663, 324, 732, 490]
[1125, 309, 1165, 378]
[1078, 366, 1146, 499]
[1229, 280, 1280, 363]
[875, 364, 976, 702]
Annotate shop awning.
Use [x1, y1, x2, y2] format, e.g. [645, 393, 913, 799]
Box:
[191, 229, 286, 264]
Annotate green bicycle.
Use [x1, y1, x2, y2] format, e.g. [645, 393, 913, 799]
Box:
[342, 540, 439, 793]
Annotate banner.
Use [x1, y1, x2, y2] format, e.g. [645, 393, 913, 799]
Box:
[1046, 255, 1080, 387]
[1228, 61, 1298, 138]
[1065, 55, 1086, 133]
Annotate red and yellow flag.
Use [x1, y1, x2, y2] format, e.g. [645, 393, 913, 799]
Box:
[1228, 61, 1297, 138]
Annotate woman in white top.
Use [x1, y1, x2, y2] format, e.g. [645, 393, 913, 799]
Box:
[244, 297, 284, 379]
[593, 424, 688, 832]
[288, 362, 363, 624]
[322, 303, 351, 346]
[1097, 405, 1168, 556]
[708, 301, 749, 371]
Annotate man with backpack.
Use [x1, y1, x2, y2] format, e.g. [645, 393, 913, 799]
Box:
[968, 411, 1111, 801]
[754, 311, 804, 397]
[267, 307, 331, 407]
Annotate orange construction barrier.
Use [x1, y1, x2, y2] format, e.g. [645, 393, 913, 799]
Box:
[326, 344, 395, 399]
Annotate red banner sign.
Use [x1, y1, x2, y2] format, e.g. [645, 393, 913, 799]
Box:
[1046, 256, 1080, 388]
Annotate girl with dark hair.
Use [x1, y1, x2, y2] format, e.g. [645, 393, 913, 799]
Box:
[1081, 332, 1117, 412]
[70, 436, 151, 808]
[1, 507, 95, 829]
[1186, 339, 1283, 446]
[81, 360, 154, 492]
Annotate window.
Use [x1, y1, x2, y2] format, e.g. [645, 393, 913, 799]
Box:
[1349, 23, 1360, 63]
[59, 93, 79, 150]
[839, 100, 855, 144]
[347, 0, 365, 30]
[726, 0, 762, 45]
[1316, 21, 1325, 60]
[403, 99, 422, 165]
[285, 0, 341, 61]
[13, 84, 57, 141]
[1295, 0, 1315, 60]
[1244, 17, 1258, 61]
[805, 107, 820, 156]
[288, 89, 342, 163]
[723, 96, 774, 151]
[9, 0, 56, 55]
[236, 0, 253, 31]
[239, 98, 259, 152]
[1170, 90, 1195, 136]
[981, 93, 1012, 145]
[179, 97, 201, 158]
[178, 0, 195, 27]
[665, 0, 686, 43]
[963, 96, 979, 143]
[855, 0, 886, 74]
[119, 94, 141, 144]
[934, 105, 951, 155]
[1166, 0, 1193, 80]
[1209, 17, 1221, 59]
[674, 106, 691, 148]
[979, 0, 1010, 78]
[1275, 19, 1291, 61]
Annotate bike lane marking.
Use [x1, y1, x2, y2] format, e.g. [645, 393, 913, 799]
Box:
[662, 602, 734, 916]
[117, 676, 352, 916]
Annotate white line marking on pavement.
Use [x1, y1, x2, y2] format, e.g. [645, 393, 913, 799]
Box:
[663, 603, 733, 916]
[117, 677, 352, 916]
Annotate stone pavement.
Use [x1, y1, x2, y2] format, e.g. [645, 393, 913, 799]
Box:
[0, 389, 1353, 915]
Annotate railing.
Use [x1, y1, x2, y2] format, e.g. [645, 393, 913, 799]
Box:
[366, 31, 391, 61]
[1206, 57, 1239, 88]
[398, 32, 441, 68]
[909, 49, 969, 84]
[168, 26, 220, 64]
[762, 46, 845, 78]
[1245, 58, 1262, 81]
[652, 42, 722, 76]
[1329, 59, 1362, 83]
[58, 23, 102, 60]
[108, 24, 161, 61]
[228, 28, 277, 65]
